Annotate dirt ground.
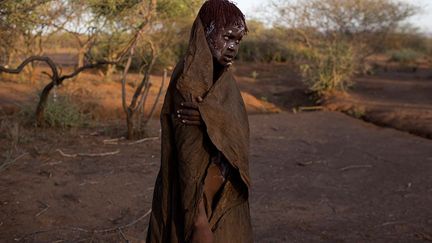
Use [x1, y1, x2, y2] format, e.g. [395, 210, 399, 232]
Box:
[324, 64, 432, 139]
[1, 62, 432, 242]
[1, 112, 431, 242]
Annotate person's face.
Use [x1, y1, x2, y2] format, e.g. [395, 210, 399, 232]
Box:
[207, 24, 245, 67]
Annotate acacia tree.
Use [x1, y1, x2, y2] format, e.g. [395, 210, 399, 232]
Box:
[115, 0, 200, 139]
[271, 0, 417, 94]
[89, 0, 200, 139]
[0, 0, 200, 137]
[0, 0, 67, 83]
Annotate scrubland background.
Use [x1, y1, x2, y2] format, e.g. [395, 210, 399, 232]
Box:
[1, 0, 432, 242]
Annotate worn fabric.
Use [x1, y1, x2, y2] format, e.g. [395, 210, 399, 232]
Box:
[146, 17, 252, 243]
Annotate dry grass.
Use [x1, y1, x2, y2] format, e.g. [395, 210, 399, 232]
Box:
[0, 118, 25, 171]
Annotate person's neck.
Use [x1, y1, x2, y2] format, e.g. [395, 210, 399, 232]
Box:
[213, 59, 226, 82]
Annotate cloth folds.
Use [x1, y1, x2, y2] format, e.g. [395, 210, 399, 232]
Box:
[146, 17, 253, 243]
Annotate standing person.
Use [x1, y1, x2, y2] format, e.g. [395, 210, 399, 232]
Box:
[146, 1, 252, 242]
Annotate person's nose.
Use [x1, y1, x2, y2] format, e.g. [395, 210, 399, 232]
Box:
[227, 43, 236, 51]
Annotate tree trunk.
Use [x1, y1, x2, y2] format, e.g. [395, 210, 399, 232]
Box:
[105, 64, 116, 82]
[126, 110, 135, 140]
[76, 48, 86, 80]
[35, 81, 55, 126]
[105, 53, 117, 82]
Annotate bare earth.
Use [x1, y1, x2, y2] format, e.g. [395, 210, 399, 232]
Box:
[1, 62, 432, 242]
[324, 66, 432, 139]
[1, 112, 431, 242]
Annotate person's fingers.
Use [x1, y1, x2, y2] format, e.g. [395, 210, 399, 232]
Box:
[180, 115, 201, 121]
[181, 119, 202, 126]
[178, 109, 200, 117]
[181, 102, 199, 110]
[177, 111, 201, 121]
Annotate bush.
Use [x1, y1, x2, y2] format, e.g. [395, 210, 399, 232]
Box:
[238, 39, 297, 63]
[388, 48, 422, 64]
[300, 42, 356, 94]
[20, 95, 88, 129]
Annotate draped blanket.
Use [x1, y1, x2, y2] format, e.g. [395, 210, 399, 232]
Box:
[146, 17, 253, 243]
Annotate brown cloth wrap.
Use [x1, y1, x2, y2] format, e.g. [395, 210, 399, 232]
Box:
[146, 17, 253, 243]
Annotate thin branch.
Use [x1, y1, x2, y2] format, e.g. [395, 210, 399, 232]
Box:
[35, 202, 50, 217]
[145, 68, 167, 124]
[340, 165, 373, 172]
[103, 137, 126, 145]
[0, 56, 59, 80]
[59, 61, 116, 82]
[130, 41, 156, 112]
[121, 41, 137, 113]
[127, 137, 159, 145]
[137, 82, 152, 113]
[56, 149, 120, 158]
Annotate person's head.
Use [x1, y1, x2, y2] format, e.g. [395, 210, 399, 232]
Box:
[198, 0, 248, 67]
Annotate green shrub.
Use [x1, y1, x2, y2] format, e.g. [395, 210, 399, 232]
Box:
[20, 95, 89, 129]
[237, 39, 297, 63]
[44, 96, 89, 128]
[388, 48, 422, 64]
[299, 42, 356, 94]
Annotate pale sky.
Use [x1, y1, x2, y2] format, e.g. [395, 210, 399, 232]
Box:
[233, 0, 432, 33]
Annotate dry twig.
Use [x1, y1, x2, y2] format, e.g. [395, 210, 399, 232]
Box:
[103, 137, 126, 145]
[35, 201, 50, 217]
[56, 149, 120, 158]
[128, 137, 159, 145]
[377, 221, 407, 227]
[340, 164, 373, 172]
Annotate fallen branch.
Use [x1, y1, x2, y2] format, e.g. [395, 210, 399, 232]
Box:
[377, 221, 406, 227]
[35, 202, 50, 217]
[56, 149, 120, 158]
[103, 137, 126, 145]
[119, 228, 129, 242]
[340, 164, 373, 172]
[127, 137, 159, 145]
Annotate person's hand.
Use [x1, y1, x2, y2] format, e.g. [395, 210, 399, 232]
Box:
[177, 96, 203, 126]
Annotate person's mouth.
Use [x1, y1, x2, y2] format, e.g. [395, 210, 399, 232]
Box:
[224, 54, 234, 62]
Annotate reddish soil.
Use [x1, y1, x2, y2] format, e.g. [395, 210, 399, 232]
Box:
[1, 112, 431, 242]
[324, 65, 432, 139]
[1, 61, 432, 242]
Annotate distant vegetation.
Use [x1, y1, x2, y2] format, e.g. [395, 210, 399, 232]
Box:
[388, 49, 423, 64]
[0, 0, 430, 134]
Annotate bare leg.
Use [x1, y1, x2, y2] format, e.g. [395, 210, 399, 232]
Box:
[190, 164, 225, 243]
[190, 200, 214, 243]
